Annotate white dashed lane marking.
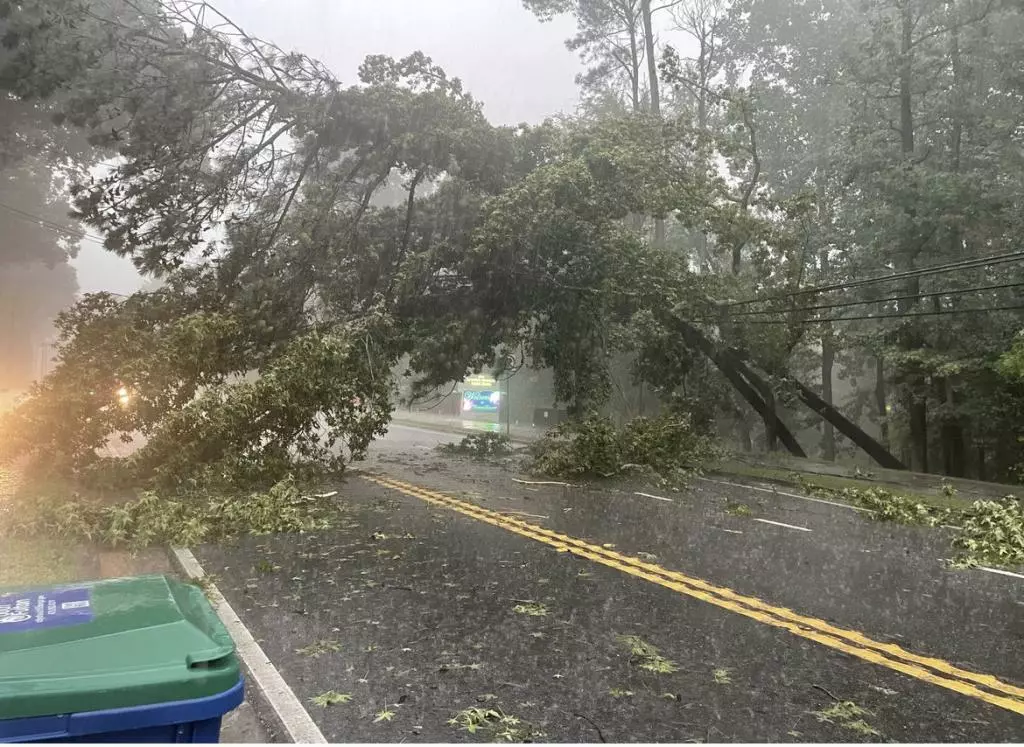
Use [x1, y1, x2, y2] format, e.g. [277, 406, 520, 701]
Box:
[754, 518, 812, 532]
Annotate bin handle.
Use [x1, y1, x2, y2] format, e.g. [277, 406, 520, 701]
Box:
[187, 648, 235, 669]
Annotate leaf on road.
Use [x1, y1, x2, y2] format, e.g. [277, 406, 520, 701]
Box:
[296, 639, 342, 657]
[512, 602, 549, 616]
[311, 691, 352, 707]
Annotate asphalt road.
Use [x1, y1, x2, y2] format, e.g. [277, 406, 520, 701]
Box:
[193, 424, 1024, 742]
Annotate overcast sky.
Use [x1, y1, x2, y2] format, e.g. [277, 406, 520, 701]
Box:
[73, 0, 585, 295]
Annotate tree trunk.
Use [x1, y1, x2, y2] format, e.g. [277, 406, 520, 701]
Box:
[726, 337, 905, 469]
[940, 0, 966, 479]
[820, 249, 836, 461]
[875, 355, 889, 448]
[737, 411, 753, 452]
[763, 387, 778, 451]
[669, 310, 906, 468]
[939, 378, 966, 477]
[628, 21, 641, 114]
[821, 329, 836, 461]
[788, 377, 907, 470]
[640, 0, 666, 248]
[897, 0, 928, 473]
[667, 315, 807, 457]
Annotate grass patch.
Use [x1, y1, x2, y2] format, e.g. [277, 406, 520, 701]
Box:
[721, 463, 971, 511]
[373, 708, 396, 723]
[619, 634, 679, 674]
[449, 706, 545, 742]
[0, 537, 83, 587]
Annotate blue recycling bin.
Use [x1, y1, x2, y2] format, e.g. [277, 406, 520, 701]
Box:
[0, 575, 244, 743]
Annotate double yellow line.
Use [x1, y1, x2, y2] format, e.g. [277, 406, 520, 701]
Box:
[364, 473, 1024, 717]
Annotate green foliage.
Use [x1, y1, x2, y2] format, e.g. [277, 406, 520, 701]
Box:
[1, 308, 394, 490]
[0, 0, 533, 493]
[448, 706, 544, 742]
[618, 634, 679, 674]
[438, 433, 512, 458]
[844, 488, 952, 528]
[511, 602, 549, 617]
[811, 701, 880, 737]
[310, 691, 352, 707]
[808, 483, 1024, 569]
[1, 476, 337, 551]
[951, 498, 1024, 569]
[531, 415, 622, 478]
[530, 413, 717, 481]
[296, 640, 342, 658]
[6, 0, 1022, 489]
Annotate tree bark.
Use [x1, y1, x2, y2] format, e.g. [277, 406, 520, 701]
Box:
[820, 249, 836, 461]
[640, 0, 666, 248]
[821, 330, 836, 461]
[939, 0, 966, 478]
[788, 377, 907, 470]
[628, 19, 641, 114]
[724, 333, 906, 469]
[875, 355, 889, 448]
[666, 315, 807, 457]
[897, 0, 928, 473]
[728, 344, 906, 469]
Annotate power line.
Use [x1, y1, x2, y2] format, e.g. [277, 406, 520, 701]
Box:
[0, 199, 108, 245]
[727, 303, 1024, 326]
[720, 250, 1024, 308]
[719, 280, 1024, 318]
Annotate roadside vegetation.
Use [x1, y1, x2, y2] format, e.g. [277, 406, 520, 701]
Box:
[1, 476, 339, 551]
[529, 413, 719, 484]
[800, 482, 1024, 570]
[439, 433, 513, 459]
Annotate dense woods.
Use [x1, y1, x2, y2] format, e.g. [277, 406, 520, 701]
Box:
[1, 0, 1022, 488]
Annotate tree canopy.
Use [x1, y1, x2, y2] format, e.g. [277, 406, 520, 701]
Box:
[1, 0, 1022, 488]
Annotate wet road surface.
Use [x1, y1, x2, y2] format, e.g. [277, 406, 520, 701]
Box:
[193, 424, 1024, 742]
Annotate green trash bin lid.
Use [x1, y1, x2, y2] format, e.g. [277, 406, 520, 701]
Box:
[0, 574, 241, 720]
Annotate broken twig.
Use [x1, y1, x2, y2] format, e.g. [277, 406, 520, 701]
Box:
[812, 684, 840, 702]
[574, 713, 606, 743]
[512, 478, 572, 487]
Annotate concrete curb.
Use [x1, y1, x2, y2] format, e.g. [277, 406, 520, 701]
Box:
[167, 547, 326, 744]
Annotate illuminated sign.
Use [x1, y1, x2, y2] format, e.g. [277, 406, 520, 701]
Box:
[463, 390, 500, 413]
